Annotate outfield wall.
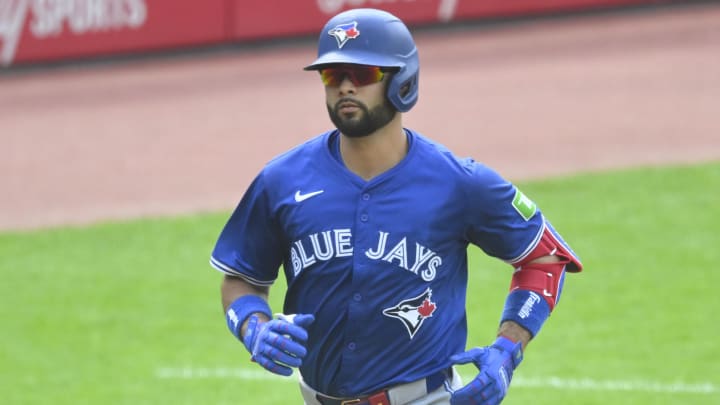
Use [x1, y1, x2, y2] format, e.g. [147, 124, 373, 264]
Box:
[1, 0, 669, 67]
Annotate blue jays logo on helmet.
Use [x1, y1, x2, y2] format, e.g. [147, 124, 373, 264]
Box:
[383, 288, 437, 339]
[328, 21, 360, 49]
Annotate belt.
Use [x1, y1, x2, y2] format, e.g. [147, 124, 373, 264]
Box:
[314, 370, 448, 405]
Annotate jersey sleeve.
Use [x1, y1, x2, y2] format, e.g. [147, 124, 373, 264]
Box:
[462, 160, 545, 263]
[209, 171, 284, 286]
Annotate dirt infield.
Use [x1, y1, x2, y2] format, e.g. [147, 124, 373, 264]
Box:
[1, 3, 719, 231]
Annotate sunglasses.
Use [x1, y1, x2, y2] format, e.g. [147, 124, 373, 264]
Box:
[319, 66, 388, 87]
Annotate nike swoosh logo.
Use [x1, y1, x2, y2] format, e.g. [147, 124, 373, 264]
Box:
[294, 190, 324, 202]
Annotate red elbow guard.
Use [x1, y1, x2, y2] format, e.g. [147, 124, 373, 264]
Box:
[509, 224, 583, 310]
[510, 261, 566, 310]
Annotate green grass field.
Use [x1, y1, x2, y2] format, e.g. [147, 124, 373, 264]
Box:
[2, 162, 719, 404]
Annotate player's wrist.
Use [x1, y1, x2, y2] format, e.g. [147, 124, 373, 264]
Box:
[225, 295, 272, 341]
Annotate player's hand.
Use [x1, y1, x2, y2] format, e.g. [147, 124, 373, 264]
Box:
[448, 336, 523, 405]
[242, 313, 315, 376]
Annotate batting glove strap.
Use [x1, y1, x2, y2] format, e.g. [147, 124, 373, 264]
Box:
[491, 336, 524, 369]
[225, 295, 273, 340]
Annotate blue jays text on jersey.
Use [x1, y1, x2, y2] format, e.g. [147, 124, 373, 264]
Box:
[210, 129, 578, 397]
[290, 228, 442, 281]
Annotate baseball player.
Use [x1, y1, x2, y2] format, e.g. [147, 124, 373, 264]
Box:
[211, 8, 582, 405]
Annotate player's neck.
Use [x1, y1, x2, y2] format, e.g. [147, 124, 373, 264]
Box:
[339, 116, 408, 181]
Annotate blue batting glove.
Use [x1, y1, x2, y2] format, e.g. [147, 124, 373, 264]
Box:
[449, 336, 523, 405]
[242, 313, 315, 376]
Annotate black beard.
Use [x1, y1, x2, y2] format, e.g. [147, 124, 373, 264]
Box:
[327, 97, 397, 138]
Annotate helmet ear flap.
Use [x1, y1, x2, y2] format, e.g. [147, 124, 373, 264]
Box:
[387, 67, 419, 112]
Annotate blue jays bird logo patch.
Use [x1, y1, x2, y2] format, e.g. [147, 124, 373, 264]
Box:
[383, 288, 437, 339]
[328, 21, 360, 48]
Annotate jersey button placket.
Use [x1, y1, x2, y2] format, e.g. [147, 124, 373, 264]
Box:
[360, 192, 370, 222]
[340, 189, 372, 386]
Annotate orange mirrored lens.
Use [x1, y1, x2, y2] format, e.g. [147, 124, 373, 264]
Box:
[320, 66, 384, 87]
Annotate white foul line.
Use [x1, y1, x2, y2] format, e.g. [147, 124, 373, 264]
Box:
[154, 367, 717, 395]
[512, 376, 717, 394]
[155, 367, 288, 381]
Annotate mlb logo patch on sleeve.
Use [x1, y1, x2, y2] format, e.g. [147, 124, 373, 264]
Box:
[512, 189, 537, 221]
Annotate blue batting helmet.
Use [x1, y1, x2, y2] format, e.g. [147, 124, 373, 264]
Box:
[304, 8, 420, 112]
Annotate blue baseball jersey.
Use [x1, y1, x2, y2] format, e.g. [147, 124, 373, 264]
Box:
[211, 129, 551, 397]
